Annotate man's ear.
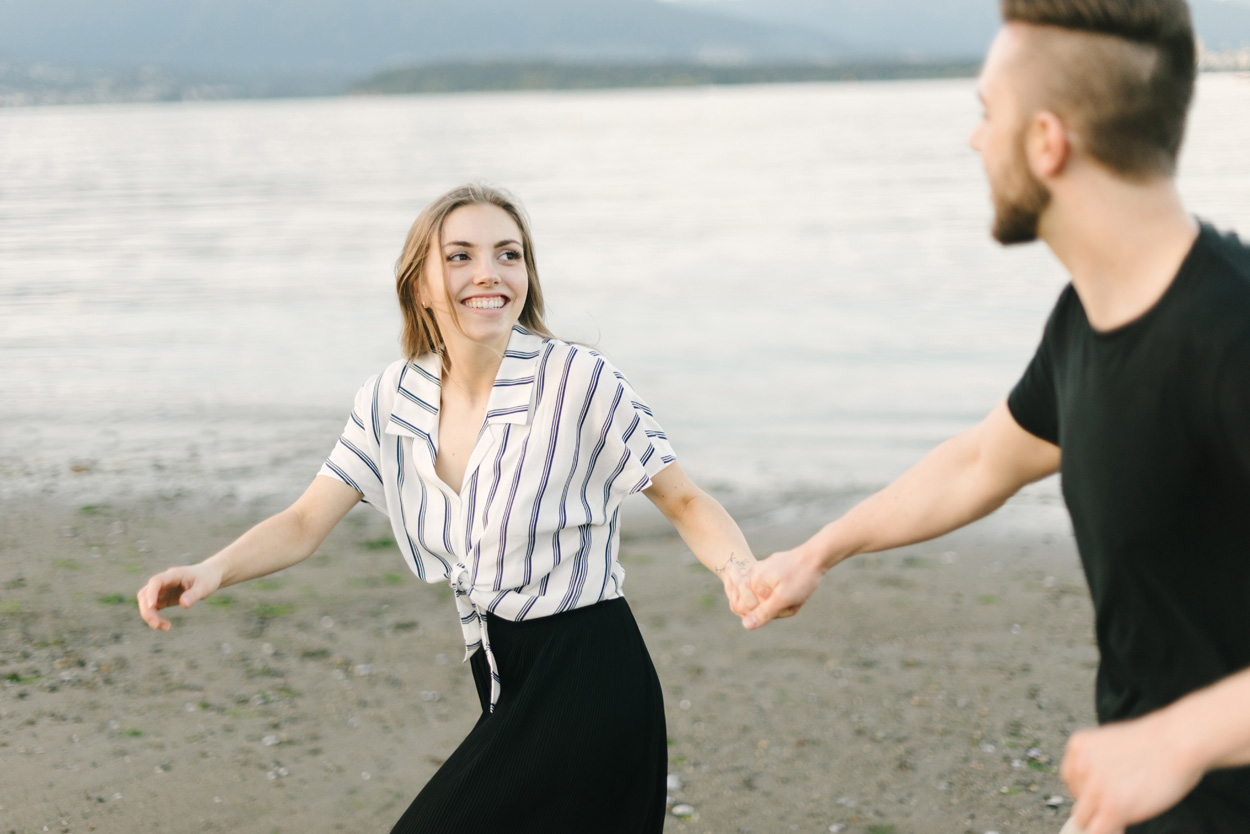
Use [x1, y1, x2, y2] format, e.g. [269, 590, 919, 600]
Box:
[1026, 110, 1071, 180]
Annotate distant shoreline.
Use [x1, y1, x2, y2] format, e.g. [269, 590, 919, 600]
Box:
[5, 59, 1247, 107]
[1, 59, 984, 107]
[348, 59, 984, 96]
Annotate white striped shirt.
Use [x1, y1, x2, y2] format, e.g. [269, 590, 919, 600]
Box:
[318, 325, 676, 709]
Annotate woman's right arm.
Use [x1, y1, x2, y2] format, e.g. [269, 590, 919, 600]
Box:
[137, 476, 363, 631]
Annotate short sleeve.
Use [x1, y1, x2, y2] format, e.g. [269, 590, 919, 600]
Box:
[318, 374, 388, 510]
[585, 355, 676, 498]
[614, 374, 676, 494]
[1007, 289, 1070, 446]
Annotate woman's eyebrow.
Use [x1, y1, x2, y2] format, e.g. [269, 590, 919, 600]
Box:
[441, 239, 523, 249]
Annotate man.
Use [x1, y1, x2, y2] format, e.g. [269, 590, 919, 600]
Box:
[740, 2, 1250, 832]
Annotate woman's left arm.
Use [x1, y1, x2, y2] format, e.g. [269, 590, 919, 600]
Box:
[643, 463, 757, 618]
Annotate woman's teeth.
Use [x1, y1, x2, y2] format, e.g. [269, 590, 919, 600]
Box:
[463, 296, 506, 310]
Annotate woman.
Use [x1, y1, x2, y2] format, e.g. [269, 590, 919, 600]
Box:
[137, 184, 757, 833]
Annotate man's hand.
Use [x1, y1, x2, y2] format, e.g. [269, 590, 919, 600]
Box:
[740, 545, 826, 630]
[1061, 711, 1203, 834]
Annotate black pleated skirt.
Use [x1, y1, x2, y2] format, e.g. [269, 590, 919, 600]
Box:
[389, 597, 668, 834]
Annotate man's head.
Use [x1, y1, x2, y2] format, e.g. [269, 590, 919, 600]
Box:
[971, 0, 1197, 244]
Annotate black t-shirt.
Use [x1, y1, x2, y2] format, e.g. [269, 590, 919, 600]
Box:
[1008, 223, 1250, 833]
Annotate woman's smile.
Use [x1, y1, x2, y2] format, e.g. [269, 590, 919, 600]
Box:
[462, 294, 509, 311]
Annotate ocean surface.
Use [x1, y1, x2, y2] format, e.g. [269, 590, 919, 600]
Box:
[3, 75, 1248, 508]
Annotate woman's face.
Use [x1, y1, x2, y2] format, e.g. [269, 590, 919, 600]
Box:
[422, 203, 529, 357]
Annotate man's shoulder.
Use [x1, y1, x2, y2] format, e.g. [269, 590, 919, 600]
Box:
[1036, 282, 1082, 345]
[1187, 222, 1250, 343]
[1201, 221, 1250, 258]
[1198, 222, 1250, 287]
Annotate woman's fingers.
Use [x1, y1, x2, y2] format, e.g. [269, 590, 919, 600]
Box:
[179, 575, 212, 608]
[734, 576, 758, 615]
[724, 573, 759, 619]
[137, 568, 194, 631]
[137, 563, 223, 632]
[137, 576, 174, 631]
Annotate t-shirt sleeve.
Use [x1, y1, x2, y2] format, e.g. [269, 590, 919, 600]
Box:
[1215, 331, 1250, 477]
[318, 374, 388, 509]
[588, 356, 677, 498]
[1006, 291, 1068, 446]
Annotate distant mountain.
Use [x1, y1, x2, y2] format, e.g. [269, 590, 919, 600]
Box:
[685, 0, 1250, 58]
[4, 0, 1245, 101]
[1191, 0, 1250, 50]
[0, 0, 846, 76]
[689, 0, 999, 59]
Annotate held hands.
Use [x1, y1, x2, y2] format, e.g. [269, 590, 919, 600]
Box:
[740, 544, 826, 630]
[716, 553, 759, 619]
[1060, 710, 1204, 834]
[137, 563, 223, 631]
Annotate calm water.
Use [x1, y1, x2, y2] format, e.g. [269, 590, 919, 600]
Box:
[2, 76, 1248, 505]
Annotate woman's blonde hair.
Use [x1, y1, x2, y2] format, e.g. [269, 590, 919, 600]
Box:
[396, 184, 554, 364]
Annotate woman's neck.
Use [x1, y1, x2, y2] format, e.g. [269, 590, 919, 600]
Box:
[441, 333, 509, 407]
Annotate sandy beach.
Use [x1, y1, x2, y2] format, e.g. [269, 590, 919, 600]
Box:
[2, 483, 1096, 834]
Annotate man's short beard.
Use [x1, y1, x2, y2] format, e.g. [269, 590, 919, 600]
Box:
[991, 135, 1052, 246]
[992, 177, 1051, 245]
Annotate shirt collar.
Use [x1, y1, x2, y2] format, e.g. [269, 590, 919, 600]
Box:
[385, 325, 543, 440]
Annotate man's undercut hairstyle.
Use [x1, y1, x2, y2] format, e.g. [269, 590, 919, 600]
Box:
[1000, 0, 1196, 178]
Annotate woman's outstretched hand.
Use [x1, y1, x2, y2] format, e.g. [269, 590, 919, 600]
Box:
[716, 553, 759, 618]
[740, 546, 826, 630]
[137, 563, 223, 631]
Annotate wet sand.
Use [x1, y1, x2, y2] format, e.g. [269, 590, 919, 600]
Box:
[1, 488, 1095, 834]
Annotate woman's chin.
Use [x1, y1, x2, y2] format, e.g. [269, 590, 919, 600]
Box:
[447, 322, 519, 353]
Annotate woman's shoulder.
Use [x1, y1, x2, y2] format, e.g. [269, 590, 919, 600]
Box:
[362, 357, 417, 390]
[348, 357, 420, 413]
[532, 337, 632, 387]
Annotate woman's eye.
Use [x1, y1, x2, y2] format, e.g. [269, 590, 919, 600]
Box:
[501, 249, 522, 262]
[447, 252, 469, 262]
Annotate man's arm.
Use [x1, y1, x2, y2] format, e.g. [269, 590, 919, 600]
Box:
[742, 400, 1059, 629]
[1062, 665, 1250, 834]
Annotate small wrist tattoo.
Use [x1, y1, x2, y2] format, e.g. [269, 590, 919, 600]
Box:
[716, 552, 751, 578]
